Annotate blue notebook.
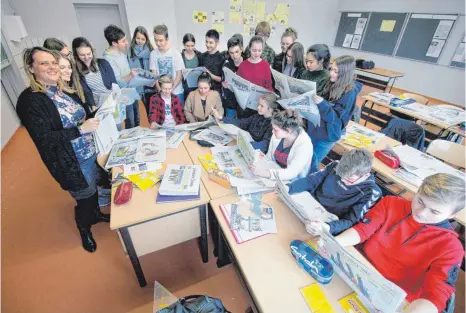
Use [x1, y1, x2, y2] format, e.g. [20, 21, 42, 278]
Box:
[156, 189, 200, 203]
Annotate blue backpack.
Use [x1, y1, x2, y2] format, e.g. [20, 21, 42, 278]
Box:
[157, 295, 231, 313]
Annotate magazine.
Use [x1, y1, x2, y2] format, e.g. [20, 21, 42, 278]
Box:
[94, 113, 119, 154]
[159, 164, 201, 196]
[271, 68, 316, 99]
[166, 130, 187, 149]
[191, 128, 234, 146]
[277, 91, 320, 126]
[135, 137, 166, 163]
[319, 231, 406, 313]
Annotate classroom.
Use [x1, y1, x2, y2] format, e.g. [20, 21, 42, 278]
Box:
[1, 0, 465, 312]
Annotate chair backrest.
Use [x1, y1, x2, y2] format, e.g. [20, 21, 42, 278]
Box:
[426, 139, 465, 169]
[403, 93, 429, 105]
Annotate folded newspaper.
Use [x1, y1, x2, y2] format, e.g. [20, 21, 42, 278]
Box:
[152, 116, 216, 132]
[96, 84, 127, 124]
[129, 70, 159, 88]
[271, 68, 317, 99]
[319, 231, 406, 313]
[166, 130, 188, 149]
[94, 113, 119, 154]
[182, 67, 205, 88]
[118, 126, 166, 141]
[192, 127, 234, 146]
[277, 91, 321, 127]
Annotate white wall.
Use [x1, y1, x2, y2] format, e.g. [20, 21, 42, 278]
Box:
[334, 0, 466, 106]
[1, 84, 20, 148]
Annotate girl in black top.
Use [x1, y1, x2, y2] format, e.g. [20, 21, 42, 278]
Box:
[282, 42, 306, 78]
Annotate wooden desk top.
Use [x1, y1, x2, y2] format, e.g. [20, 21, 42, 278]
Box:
[182, 137, 235, 200]
[110, 143, 210, 230]
[210, 193, 379, 313]
[356, 67, 405, 78]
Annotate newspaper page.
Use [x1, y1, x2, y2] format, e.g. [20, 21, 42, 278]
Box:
[128, 70, 159, 88]
[166, 130, 187, 149]
[212, 121, 255, 142]
[94, 113, 119, 154]
[118, 127, 166, 141]
[277, 91, 321, 126]
[275, 173, 339, 223]
[159, 164, 201, 196]
[182, 67, 205, 88]
[105, 139, 138, 168]
[271, 68, 317, 99]
[192, 128, 233, 146]
[401, 102, 465, 127]
[135, 137, 166, 163]
[237, 129, 259, 164]
[342, 123, 385, 148]
[320, 231, 406, 313]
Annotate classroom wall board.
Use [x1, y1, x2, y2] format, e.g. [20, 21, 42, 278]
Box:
[360, 12, 407, 56]
[450, 34, 465, 68]
[333, 12, 370, 49]
[395, 14, 458, 63]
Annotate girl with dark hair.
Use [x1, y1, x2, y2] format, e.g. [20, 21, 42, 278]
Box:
[282, 42, 305, 78]
[181, 33, 202, 69]
[299, 44, 331, 95]
[272, 27, 298, 72]
[184, 72, 223, 122]
[308, 55, 362, 172]
[43, 37, 71, 56]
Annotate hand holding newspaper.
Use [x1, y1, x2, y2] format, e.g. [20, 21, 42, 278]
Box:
[182, 67, 205, 88]
[128, 70, 159, 88]
[271, 68, 317, 99]
[277, 91, 321, 127]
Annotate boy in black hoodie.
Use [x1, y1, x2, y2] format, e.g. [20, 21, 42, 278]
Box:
[288, 148, 381, 235]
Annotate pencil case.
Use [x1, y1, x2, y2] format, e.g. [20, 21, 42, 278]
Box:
[290, 240, 334, 284]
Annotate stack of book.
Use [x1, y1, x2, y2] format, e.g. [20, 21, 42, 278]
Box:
[156, 164, 202, 203]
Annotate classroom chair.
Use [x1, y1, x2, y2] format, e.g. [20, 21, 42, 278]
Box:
[426, 139, 465, 169]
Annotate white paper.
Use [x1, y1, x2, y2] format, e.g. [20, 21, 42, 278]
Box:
[411, 14, 433, 19]
[344, 123, 385, 141]
[182, 67, 205, 88]
[135, 137, 166, 163]
[426, 39, 445, 58]
[401, 102, 465, 127]
[432, 15, 457, 20]
[192, 128, 234, 146]
[128, 70, 159, 88]
[212, 11, 225, 24]
[355, 18, 367, 35]
[237, 130, 259, 164]
[118, 126, 166, 141]
[350, 35, 362, 49]
[123, 162, 162, 175]
[94, 113, 119, 154]
[343, 34, 354, 48]
[433, 20, 454, 40]
[348, 13, 361, 18]
[159, 164, 201, 196]
[277, 91, 320, 127]
[452, 43, 466, 63]
[165, 130, 187, 149]
[271, 68, 316, 99]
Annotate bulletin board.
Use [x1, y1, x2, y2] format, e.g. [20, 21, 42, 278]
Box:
[360, 12, 408, 56]
[395, 14, 458, 63]
[333, 12, 371, 50]
[450, 34, 465, 68]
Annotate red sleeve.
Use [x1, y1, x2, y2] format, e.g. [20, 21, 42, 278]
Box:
[352, 196, 390, 242]
[148, 94, 158, 123]
[262, 63, 273, 91]
[419, 247, 464, 312]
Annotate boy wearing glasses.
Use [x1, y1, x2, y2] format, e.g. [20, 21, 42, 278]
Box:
[287, 148, 381, 235]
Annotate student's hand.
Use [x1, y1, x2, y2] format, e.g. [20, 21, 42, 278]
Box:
[316, 237, 330, 259]
[312, 94, 324, 104]
[150, 122, 158, 129]
[305, 219, 330, 237]
[249, 164, 270, 178]
[91, 106, 97, 111]
[130, 68, 139, 77]
[120, 96, 130, 105]
[211, 107, 223, 120]
[222, 81, 229, 89]
[81, 118, 100, 133]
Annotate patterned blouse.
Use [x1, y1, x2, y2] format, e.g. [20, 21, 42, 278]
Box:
[46, 86, 96, 162]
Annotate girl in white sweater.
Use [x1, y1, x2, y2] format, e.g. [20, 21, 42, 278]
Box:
[250, 109, 313, 182]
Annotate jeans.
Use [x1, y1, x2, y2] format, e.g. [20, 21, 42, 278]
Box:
[125, 100, 140, 129]
[310, 139, 336, 172]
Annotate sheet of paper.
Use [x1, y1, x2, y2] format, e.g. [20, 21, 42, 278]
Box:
[243, 12, 256, 25]
[426, 39, 445, 58]
[192, 128, 233, 146]
[212, 24, 225, 35]
[277, 91, 320, 127]
[165, 130, 187, 149]
[355, 18, 367, 35]
[274, 3, 290, 16]
[193, 11, 208, 24]
[212, 11, 225, 24]
[229, 11, 242, 24]
[266, 13, 277, 25]
[343, 34, 353, 48]
[433, 20, 454, 39]
[229, 0, 242, 12]
[348, 13, 361, 18]
[452, 42, 465, 63]
[123, 162, 162, 175]
[135, 137, 166, 163]
[271, 68, 316, 99]
[350, 35, 362, 49]
[380, 20, 396, 32]
[244, 0, 257, 14]
[256, 2, 266, 21]
[94, 113, 119, 154]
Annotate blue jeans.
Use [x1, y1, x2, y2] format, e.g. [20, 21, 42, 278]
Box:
[311, 139, 336, 172]
[125, 100, 140, 129]
[69, 154, 99, 201]
[177, 93, 185, 108]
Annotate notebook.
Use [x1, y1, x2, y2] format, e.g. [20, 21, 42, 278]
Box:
[156, 188, 200, 204]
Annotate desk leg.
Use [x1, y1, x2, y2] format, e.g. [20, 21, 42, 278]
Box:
[199, 204, 209, 263]
[387, 77, 397, 93]
[120, 227, 147, 287]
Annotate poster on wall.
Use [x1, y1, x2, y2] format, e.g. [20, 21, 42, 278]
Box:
[229, 0, 242, 12]
[193, 11, 208, 24]
[212, 11, 225, 24]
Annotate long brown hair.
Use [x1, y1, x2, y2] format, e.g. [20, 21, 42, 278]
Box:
[283, 42, 305, 72]
[23, 47, 74, 94]
[322, 55, 356, 102]
[59, 54, 86, 103]
[130, 26, 154, 58]
[72, 37, 98, 75]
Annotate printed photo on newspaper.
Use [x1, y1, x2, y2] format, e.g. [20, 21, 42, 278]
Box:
[135, 137, 166, 163]
[271, 68, 316, 99]
[277, 91, 321, 126]
[166, 130, 188, 149]
[192, 128, 234, 146]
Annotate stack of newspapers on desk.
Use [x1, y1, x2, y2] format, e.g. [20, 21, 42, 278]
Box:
[157, 164, 202, 203]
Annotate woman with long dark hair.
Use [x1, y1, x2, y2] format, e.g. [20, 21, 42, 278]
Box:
[282, 42, 305, 78]
[298, 44, 331, 95]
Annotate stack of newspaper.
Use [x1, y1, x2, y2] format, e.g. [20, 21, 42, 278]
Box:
[159, 164, 201, 196]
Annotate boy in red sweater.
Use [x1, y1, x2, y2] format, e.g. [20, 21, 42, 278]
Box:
[333, 173, 465, 313]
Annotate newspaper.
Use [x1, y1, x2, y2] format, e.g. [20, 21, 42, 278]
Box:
[368, 92, 395, 104]
[342, 123, 385, 148]
[166, 130, 187, 149]
[123, 162, 163, 175]
[274, 173, 339, 223]
[320, 231, 406, 313]
[223, 67, 274, 110]
[159, 164, 201, 196]
[237, 129, 259, 164]
[128, 70, 159, 88]
[277, 91, 321, 126]
[192, 128, 234, 146]
[105, 140, 138, 168]
[153, 116, 216, 131]
[182, 67, 205, 88]
[105, 136, 166, 168]
[392, 145, 464, 187]
[94, 113, 119, 154]
[95, 87, 126, 124]
[135, 137, 166, 163]
[213, 119, 255, 142]
[271, 68, 317, 99]
[118, 126, 166, 141]
[401, 102, 465, 127]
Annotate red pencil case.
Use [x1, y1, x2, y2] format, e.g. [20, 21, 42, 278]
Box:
[114, 182, 133, 205]
[375, 149, 400, 169]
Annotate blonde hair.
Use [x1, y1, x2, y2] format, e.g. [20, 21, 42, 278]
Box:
[255, 21, 271, 37]
[281, 27, 298, 41]
[272, 109, 303, 133]
[259, 93, 278, 110]
[58, 54, 86, 103]
[419, 173, 465, 213]
[23, 47, 74, 94]
[158, 74, 173, 88]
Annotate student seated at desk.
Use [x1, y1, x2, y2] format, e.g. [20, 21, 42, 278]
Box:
[331, 173, 465, 313]
[149, 74, 185, 128]
[289, 148, 381, 235]
[184, 72, 223, 122]
[212, 93, 276, 154]
[251, 109, 313, 182]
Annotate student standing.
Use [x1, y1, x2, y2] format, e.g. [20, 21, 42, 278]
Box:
[299, 44, 331, 96]
[181, 33, 202, 100]
[282, 42, 306, 78]
[244, 21, 275, 65]
[221, 35, 244, 118]
[272, 28, 297, 72]
[308, 55, 362, 172]
[237, 36, 273, 91]
[102, 24, 139, 128]
[200, 29, 224, 92]
[149, 75, 185, 128]
[184, 73, 223, 122]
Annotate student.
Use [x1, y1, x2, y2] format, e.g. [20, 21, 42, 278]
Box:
[244, 21, 275, 65]
[289, 148, 381, 235]
[149, 75, 185, 128]
[299, 44, 331, 96]
[221, 35, 244, 118]
[220, 33, 243, 59]
[184, 72, 223, 122]
[251, 109, 313, 182]
[308, 55, 362, 172]
[200, 29, 224, 92]
[102, 24, 139, 128]
[43, 37, 71, 56]
[272, 28, 297, 72]
[182, 33, 202, 69]
[150, 24, 185, 104]
[282, 42, 306, 78]
[213, 93, 276, 153]
[331, 173, 465, 313]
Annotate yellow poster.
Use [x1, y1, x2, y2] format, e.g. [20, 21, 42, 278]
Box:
[243, 13, 256, 25]
[243, 25, 255, 36]
[266, 14, 277, 25]
[212, 24, 225, 35]
[300, 284, 335, 313]
[244, 0, 257, 14]
[256, 2, 266, 21]
[277, 14, 289, 25]
[380, 20, 396, 32]
[193, 11, 208, 24]
[229, 11, 242, 24]
[229, 0, 242, 12]
[274, 3, 290, 16]
[338, 293, 370, 313]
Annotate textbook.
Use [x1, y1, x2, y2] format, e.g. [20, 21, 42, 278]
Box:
[159, 164, 201, 196]
[300, 284, 335, 313]
[338, 293, 370, 313]
[156, 188, 200, 203]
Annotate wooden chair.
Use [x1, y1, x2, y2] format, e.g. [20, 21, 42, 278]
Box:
[426, 139, 465, 169]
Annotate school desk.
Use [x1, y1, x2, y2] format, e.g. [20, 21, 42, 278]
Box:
[356, 67, 404, 93]
[210, 193, 406, 313]
[110, 143, 210, 287]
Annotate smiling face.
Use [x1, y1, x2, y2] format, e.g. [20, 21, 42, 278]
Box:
[113, 35, 129, 52]
[250, 42, 263, 62]
[135, 32, 146, 47]
[29, 50, 60, 85]
[58, 57, 72, 82]
[280, 36, 293, 53]
[329, 62, 339, 82]
[184, 41, 195, 54]
[198, 81, 210, 96]
[205, 37, 218, 53]
[160, 82, 173, 98]
[411, 194, 457, 224]
[76, 47, 93, 67]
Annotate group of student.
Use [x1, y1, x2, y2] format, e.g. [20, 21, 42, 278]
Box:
[14, 19, 465, 313]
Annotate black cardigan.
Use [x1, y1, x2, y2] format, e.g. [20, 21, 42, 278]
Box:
[16, 88, 92, 192]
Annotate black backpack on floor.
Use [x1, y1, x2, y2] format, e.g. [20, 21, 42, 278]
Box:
[356, 59, 375, 69]
[157, 295, 231, 313]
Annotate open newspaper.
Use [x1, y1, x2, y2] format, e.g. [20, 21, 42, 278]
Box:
[223, 67, 274, 110]
[118, 126, 166, 141]
[128, 70, 159, 88]
[94, 113, 119, 154]
[401, 103, 465, 127]
[271, 68, 316, 99]
[96, 84, 140, 124]
[274, 173, 339, 223]
[182, 67, 205, 88]
[153, 116, 216, 131]
[166, 130, 187, 149]
[277, 91, 321, 126]
[192, 127, 234, 146]
[319, 231, 406, 313]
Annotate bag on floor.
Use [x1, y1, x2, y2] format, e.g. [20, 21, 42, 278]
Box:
[157, 295, 231, 313]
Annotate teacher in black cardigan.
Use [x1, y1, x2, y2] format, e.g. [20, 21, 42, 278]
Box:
[16, 47, 109, 253]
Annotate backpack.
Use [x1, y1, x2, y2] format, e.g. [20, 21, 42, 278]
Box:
[356, 59, 375, 69]
[157, 295, 231, 313]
